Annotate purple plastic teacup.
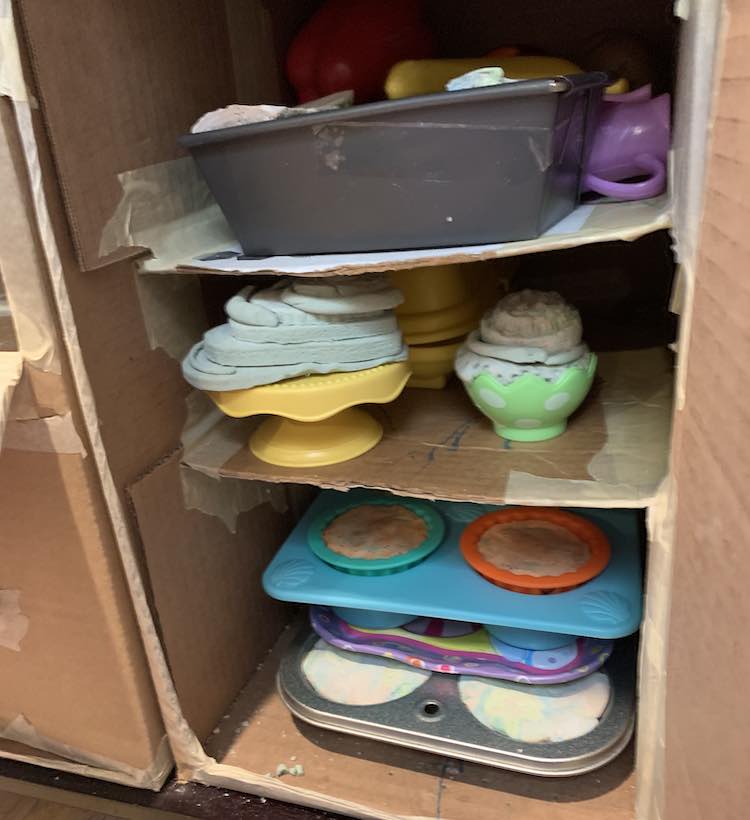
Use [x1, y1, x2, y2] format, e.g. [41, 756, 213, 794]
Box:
[584, 85, 671, 201]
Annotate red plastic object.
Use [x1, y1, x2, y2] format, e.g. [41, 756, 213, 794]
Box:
[286, 0, 435, 104]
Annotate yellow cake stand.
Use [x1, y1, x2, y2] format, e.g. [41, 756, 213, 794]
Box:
[208, 362, 411, 468]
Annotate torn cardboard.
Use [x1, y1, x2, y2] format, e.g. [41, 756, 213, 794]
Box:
[16, 0, 236, 270]
[0, 351, 22, 444]
[0, 590, 29, 651]
[0, 715, 172, 789]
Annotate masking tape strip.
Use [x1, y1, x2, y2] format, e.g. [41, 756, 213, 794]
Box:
[506, 348, 673, 506]
[135, 273, 207, 360]
[5, 0, 208, 778]
[0, 589, 29, 651]
[0, 1, 27, 103]
[0, 717, 173, 789]
[0, 101, 59, 374]
[0, 351, 22, 446]
[2, 411, 86, 455]
[99, 156, 234, 268]
[635, 477, 677, 820]
[180, 393, 287, 531]
[670, 0, 724, 269]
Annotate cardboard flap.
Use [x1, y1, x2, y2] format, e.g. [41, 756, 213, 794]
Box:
[17, 0, 235, 270]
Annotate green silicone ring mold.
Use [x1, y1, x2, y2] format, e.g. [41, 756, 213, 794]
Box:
[307, 496, 446, 576]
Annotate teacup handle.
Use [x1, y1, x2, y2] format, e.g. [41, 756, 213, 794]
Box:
[583, 154, 666, 201]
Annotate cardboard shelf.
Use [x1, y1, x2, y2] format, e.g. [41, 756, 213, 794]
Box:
[141, 195, 671, 277]
[184, 347, 673, 508]
[204, 625, 636, 820]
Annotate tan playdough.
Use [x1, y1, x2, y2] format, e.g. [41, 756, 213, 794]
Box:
[478, 520, 591, 577]
[323, 505, 428, 559]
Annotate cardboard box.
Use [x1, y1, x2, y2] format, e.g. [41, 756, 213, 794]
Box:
[0, 96, 170, 788]
[3, 1, 747, 818]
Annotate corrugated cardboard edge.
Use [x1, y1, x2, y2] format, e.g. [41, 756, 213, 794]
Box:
[0, 721, 173, 790]
[2, 411, 86, 455]
[188, 761, 403, 820]
[0, 5, 187, 789]
[634, 3, 725, 820]
[0, 351, 22, 445]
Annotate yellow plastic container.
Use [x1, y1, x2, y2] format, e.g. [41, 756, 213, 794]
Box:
[398, 298, 481, 345]
[385, 56, 628, 99]
[390, 265, 467, 315]
[407, 337, 464, 389]
[208, 362, 411, 467]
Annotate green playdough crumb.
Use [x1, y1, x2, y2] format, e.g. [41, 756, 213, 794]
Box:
[274, 762, 304, 777]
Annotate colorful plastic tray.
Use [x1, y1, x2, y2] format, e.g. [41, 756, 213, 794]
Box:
[310, 607, 613, 684]
[263, 490, 643, 639]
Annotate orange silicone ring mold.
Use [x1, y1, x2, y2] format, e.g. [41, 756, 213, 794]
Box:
[460, 508, 611, 594]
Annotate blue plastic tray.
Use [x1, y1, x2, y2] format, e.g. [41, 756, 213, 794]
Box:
[263, 490, 643, 639]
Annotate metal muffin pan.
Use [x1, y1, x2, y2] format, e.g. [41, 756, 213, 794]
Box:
[278, 627, 635, 777]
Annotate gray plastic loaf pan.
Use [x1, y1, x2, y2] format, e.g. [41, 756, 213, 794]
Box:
[180, 72, 609, 256]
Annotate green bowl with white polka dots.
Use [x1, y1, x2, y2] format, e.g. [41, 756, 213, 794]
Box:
[461, 353, 597, 442]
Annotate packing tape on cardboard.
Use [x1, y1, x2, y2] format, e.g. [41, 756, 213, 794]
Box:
[0, 589, 29, 651]
[635, 476, 677, 820]
[99, 156, 234, 269]
[1, 2, 180, 793]
[0, 717, 173, 789]
[669, 261, 696, 411]
[135, 273, 208, 360]
[0, 351, 22, 446]
[0, 0, 27, 103]
[0, 98, 60, 375]
[505, 348, 673, 507]
[1, 411, 86, 455]
[180, 391, 287, 532]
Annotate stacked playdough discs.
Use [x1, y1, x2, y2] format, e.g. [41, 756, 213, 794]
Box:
[182, 273, 408, 391]
[455, 290, 598, 441]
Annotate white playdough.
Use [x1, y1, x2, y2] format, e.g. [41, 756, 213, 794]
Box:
[480, 290, 582, 354]
[465, 330, 586, 366]
[302, 639, 431, 705]
[182, 342, 408, 392]
[281, 274, 404, 314]
[182, 276, 407, 391]
[459, 671, 610, 743]
[455, 345, 592, 385]
[202, 323, 404, 367]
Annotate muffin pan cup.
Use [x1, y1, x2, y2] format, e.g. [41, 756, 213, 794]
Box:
[307, 496, 446, 576]
[460, 507, 612, 594]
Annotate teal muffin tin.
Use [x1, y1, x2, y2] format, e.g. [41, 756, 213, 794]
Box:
[263, 489, 643, 640]
[307, 496, 445, 576]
